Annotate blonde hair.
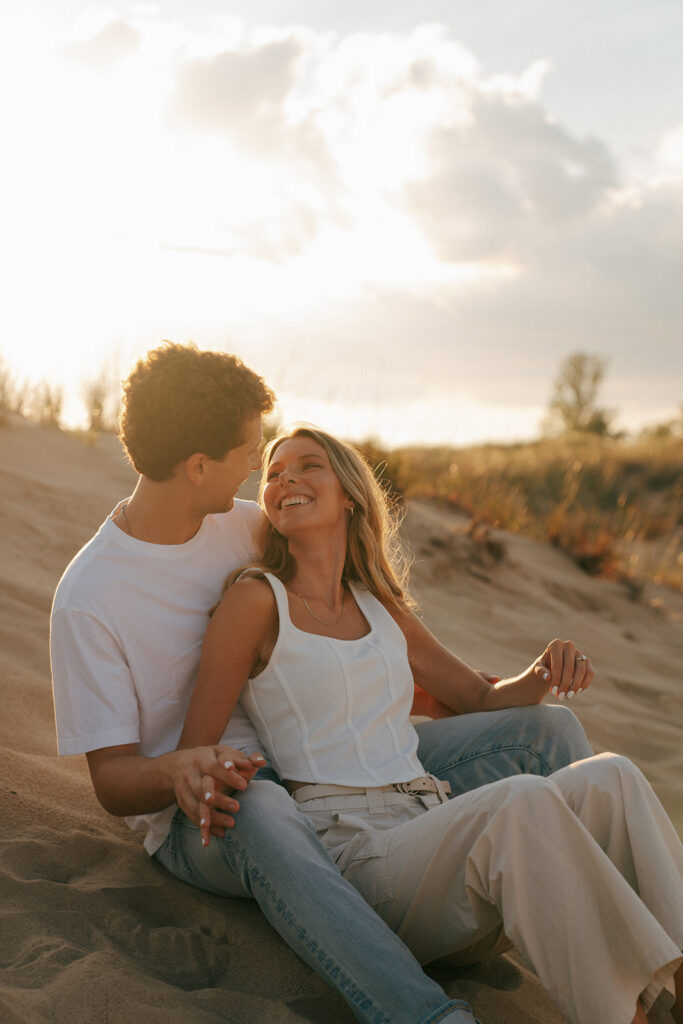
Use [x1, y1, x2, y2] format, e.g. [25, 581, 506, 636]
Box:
[225, 426, 415, 612]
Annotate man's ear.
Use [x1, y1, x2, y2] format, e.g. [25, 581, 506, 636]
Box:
[182, 453, 209, 485]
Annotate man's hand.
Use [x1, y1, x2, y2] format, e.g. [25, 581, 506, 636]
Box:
[86, 742, 266, 839]
[171, 745, 267, 846]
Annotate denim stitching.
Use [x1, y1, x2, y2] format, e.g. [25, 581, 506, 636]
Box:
[420, 998, 478, 1024]
[229, 838, 393, 1024]
[434, 742, 553, 779]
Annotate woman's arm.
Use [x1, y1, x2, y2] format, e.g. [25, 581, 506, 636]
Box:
[179, 577, 278, 749]
[388, 605, 593, 714]
[411, 674, 499, 718]
[178, 576, 278, 844]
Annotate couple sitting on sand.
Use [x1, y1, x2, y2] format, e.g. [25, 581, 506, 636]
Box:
[51, 343, 683, 1024]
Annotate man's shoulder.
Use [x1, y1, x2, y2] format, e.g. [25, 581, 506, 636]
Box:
[52, 518, 114, 613]
[52, 500, 264, 617]
[220, 498, 263, 525]
[207, 499, 264, 539]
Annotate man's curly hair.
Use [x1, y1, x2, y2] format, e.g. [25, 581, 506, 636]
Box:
[120, 342, 275, 480]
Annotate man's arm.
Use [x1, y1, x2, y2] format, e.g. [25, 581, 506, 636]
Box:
[52, 605, 263, 837]
[86, 742, 264, 835]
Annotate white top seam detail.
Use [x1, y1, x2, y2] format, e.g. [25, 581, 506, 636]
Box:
[242, 573, 423, 785]
[331, 640, 383, 784]
[373, 638, 406, 759]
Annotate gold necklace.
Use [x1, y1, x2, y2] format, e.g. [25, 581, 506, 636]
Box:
[291, 586, 346, 626]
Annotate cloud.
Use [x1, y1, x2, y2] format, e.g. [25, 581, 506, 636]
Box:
[164, 23, 681, 419]
[414, 175, 683, 406]
[404, 92, 618, 264]
[171, 36, 334, 178]
[64, 20, 141, 68]
[383, 60, 681, 417]
[655, 123, 683, 180]
[21, 14, 680, 439]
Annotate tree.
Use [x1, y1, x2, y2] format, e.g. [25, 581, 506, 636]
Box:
[543, 352, 612, 436]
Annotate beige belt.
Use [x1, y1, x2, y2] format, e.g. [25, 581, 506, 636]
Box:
[289, 774, 451, 806]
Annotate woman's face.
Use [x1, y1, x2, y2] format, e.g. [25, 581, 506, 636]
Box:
[262, 436, 351, 538]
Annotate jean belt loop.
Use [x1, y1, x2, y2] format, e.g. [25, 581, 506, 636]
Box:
[367, 787, 386, 814]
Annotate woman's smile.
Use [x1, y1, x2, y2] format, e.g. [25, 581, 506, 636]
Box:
[263, 437, 350, 530]
[280, 494, 314, 510]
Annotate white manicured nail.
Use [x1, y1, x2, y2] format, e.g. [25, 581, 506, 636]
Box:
[551, 686, 558, 696]
[576, 687, 583, 695]
[204, 791, 212, 800]
[558, 691, 566, 701]
[200, 817, 208, 827]
[567, 690, 575, 700]
[223, 761, 233, 770]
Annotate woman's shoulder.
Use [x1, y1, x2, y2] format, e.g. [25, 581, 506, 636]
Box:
[216, 572, 278, 623]
[232, 571, 277, 599]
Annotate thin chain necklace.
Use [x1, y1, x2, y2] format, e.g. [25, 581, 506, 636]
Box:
[120, 504, 134, 538]
[291, 586, 346, 626]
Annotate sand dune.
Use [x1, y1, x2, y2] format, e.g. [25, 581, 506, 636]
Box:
[1, 415, 681, 1023]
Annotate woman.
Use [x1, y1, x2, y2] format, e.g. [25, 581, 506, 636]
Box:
[180, 426, 682, 1024]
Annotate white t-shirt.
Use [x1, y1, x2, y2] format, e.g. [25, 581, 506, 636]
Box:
[50, 500, 263, 854]
[240, 573, 424, 786]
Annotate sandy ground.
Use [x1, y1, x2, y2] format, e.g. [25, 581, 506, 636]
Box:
[1, 415, 681, 1024]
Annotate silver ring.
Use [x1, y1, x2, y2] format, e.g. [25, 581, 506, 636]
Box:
[576, 653, 587, 661]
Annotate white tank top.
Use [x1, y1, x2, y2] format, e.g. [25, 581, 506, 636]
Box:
[238, 572, 424, 786]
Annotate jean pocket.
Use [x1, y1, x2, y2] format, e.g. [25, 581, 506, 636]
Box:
[335, 828, 394, 907]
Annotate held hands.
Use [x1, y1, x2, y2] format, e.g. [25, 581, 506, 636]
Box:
[172, 745, 266, 848]
[527, 638, 594, 702]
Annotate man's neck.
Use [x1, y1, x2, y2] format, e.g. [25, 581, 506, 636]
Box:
[113, 478, 205, 545]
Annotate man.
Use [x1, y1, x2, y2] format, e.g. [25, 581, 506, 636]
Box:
[51, 342, 593, 1024]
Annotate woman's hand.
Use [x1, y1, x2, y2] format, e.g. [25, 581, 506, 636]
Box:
[482, 639, 594, 709]
[171, 745, 267, 847]
[520, 639, 594, 702]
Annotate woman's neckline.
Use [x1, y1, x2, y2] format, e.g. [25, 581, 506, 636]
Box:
[275, 574, 374, 644]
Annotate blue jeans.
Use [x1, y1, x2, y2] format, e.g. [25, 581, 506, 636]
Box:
[416, 704, 593, 795]
[155, 705, 592, 1024]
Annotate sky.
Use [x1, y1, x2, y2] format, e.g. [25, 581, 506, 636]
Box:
[1, 1, 682, 446]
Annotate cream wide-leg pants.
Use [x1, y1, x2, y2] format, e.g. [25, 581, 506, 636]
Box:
[296, 754, 683, 1024]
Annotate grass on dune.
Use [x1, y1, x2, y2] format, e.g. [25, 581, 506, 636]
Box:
[359, 434, 683, 591]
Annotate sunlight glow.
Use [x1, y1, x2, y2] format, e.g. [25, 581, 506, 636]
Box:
[1, 6, 680, 445]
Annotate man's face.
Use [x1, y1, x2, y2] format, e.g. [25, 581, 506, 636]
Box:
[204, 415, 263, 513]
